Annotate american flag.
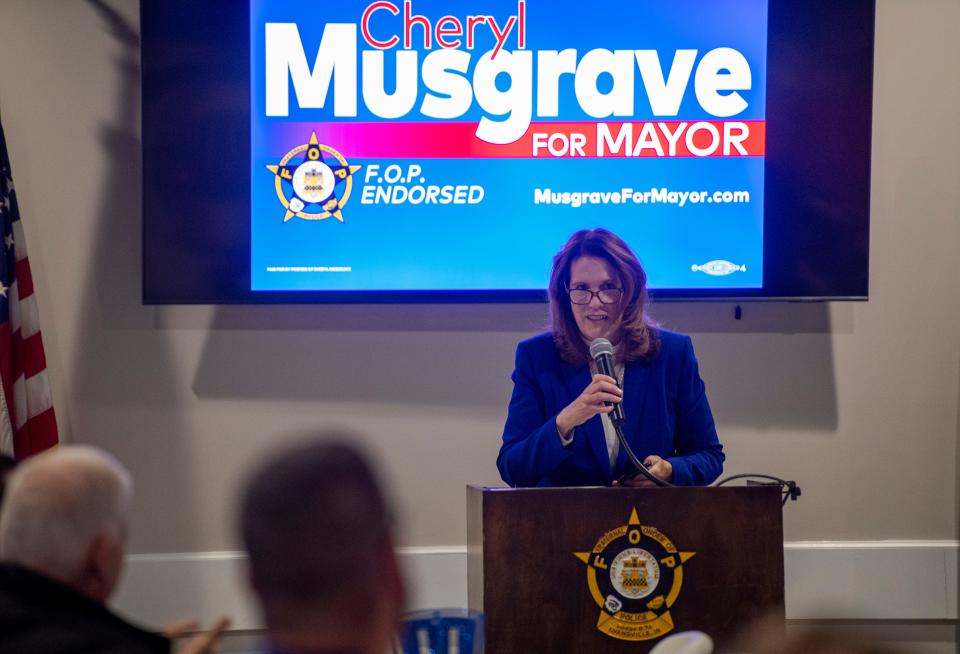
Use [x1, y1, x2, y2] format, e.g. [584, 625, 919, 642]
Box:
[0, 123, 58, 458]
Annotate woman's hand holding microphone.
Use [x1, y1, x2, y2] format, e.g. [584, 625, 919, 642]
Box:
[555, 375, 674, 485]
[555, 374, 623, 439]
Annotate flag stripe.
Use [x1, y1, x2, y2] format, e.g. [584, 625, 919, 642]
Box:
[0, 323, 12, 424]
[15, 257, 33, 298]
[12, 220, 27, 262]
[0, 388, 12, 456]
[10, 329, 20, 381]
[11, 330, 47, 380]
[8, 280, 19, 333]
[25, 369, 53, 420]
[12, 406, 57, 458]
[16, 291, 39, 339]
[12, 375, 25, 430]
[12, 371, 55, 431]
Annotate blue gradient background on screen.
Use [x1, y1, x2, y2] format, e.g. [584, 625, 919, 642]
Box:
[251, 0, 768, 291]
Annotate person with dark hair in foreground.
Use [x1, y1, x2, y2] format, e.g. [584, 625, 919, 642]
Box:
[0, 446, 227, 654]
[498, 228, 725, 488]
[240, 438, 404, 654]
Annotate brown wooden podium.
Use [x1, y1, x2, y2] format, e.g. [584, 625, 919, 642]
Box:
[467, 485, 784, 653]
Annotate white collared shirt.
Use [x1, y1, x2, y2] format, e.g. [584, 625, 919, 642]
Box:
[589, 358, 623, 470]
[558, 343, 624, 471]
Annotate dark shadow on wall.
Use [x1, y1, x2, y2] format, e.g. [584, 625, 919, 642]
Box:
[189, 300, 840, 429]
[190, 303, 549, 407]
[68, 0, 202, 553]
[655, 302, 843, 430]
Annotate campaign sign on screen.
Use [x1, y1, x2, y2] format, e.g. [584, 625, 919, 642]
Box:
[250, 0, 767, 292]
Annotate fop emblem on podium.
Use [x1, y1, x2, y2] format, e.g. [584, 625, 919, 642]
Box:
[574, 508, 696, 641]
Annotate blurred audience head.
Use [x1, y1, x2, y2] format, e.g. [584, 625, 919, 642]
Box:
[0, 446, 132, 604]
[240, 437, 403, 654]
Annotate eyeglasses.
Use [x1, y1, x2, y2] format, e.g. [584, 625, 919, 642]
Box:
[566, 287, 624, 305]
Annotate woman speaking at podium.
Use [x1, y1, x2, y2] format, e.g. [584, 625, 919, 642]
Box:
[497, 228, 724, 488]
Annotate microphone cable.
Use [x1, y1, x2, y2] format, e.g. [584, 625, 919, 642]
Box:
[613, 420, 801, 502]
[592, 337, 798, 500]
[713, 473, 802, 507]
[613, 421, 674, 487]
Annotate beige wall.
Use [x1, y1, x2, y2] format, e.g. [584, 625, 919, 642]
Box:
[0, 0, 957, 557]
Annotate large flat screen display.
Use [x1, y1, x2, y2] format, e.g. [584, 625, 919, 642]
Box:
[142, 0, 874, 303]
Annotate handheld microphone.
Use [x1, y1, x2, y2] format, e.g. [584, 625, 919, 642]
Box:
[589, 338, 625, 425]
[589, 338, 671, 486]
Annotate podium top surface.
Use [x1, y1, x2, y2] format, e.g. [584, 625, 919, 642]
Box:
[468, 484, 782, 498]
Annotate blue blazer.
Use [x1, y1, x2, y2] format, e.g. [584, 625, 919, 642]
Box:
[497, 330, 724, 487]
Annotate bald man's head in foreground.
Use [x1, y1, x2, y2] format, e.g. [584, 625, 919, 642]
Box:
[0, 446, 132, 603]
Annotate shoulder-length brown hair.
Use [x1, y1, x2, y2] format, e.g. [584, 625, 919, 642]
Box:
[548, 228, 660, 365]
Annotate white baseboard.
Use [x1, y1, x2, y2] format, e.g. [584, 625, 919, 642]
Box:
[784, 540, 958, 620]
[111, 541, 959, 631]
[111, 547, 471, 631]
